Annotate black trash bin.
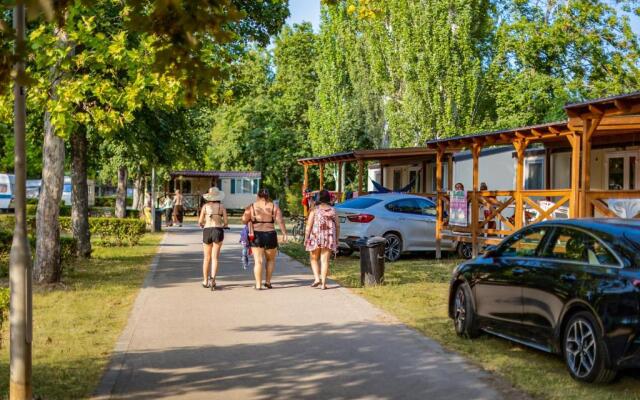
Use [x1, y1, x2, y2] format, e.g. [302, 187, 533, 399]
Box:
[357, 236, 386, 286]
[153, 209, 162, 232]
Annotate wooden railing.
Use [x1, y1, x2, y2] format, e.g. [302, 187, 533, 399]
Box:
[585, 190, 640, 218]
[437, 189, 573, 242]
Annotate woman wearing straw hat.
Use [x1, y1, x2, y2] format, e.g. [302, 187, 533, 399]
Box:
[198, 187, 228, 289]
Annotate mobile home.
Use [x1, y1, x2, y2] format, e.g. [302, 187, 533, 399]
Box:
[167, 170, 262, 214]
[61, 176, 96, 206]
[0, 174, 14, 211]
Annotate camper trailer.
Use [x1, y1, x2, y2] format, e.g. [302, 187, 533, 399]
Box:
[0, 174, 14, 211]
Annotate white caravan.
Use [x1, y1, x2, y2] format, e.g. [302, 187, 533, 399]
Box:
[0, 174, 15, 211]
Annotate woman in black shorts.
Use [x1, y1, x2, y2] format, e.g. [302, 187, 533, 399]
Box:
[198, 187, 228, 289]
[242, 188, 287, 290]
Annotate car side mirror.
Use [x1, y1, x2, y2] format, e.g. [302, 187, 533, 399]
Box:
[484, 245, 498, 257]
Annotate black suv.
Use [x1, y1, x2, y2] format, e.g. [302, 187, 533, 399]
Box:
[449, 219, 640, 383]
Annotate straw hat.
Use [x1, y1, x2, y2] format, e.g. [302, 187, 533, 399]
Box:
[202, 187, 225, 202]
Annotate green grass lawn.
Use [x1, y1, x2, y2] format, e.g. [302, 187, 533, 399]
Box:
[0, 233, 163, 399]
[281, 242, 640, 400]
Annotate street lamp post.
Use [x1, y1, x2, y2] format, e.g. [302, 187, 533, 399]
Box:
[9, 2, 33, 399]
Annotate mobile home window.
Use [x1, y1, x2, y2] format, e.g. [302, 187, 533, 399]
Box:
[524, 157, 544, 190]
[231, 178, 259, 194]
[0, 184, 6, 193]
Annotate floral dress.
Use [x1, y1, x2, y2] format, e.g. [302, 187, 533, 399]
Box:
[305, 206, 338, 253]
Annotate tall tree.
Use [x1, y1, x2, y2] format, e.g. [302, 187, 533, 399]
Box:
[208, 23, 320, 207]
[490, 0, 640, 128]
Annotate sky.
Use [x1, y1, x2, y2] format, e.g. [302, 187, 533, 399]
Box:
[286, 0, 640, 35]
[286, 0, 320, 30]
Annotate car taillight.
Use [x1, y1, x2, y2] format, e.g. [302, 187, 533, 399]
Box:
[633, 279, 640, 288]
[347, 214, 375, 223]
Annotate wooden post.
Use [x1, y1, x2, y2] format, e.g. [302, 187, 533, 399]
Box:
[447, 154, 453, 191]
[303, 164, 309, 191]
[435, 148, 444, 259]
[421, 160, 428, 194]
[357, 160, 364, 194]
[471, 142, 482, 258]
[568, 133, 581, 218]
[380, 162, 385, 188]
[580, 117, 601, 217]
[514, 139, 526, 230]
[319, 163, 325, 190]
[337, 162, 343, 193]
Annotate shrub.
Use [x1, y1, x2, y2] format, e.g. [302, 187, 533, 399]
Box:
[95, 196, 133, 207]
[0, 286, 8, 347]
[0, 230, 74, 278]
[26, 198, 38, 205]
[0, 215, 36, 233]
[59, 217, 145, 246]
[26, 204, 37, 215]
[95, 197, 116, 207]
[26, 204, 73, 217]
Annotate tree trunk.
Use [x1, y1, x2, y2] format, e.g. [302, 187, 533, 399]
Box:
[34, 111, 65, 283]
[71, 128, 91, 258]
[115, 166, 128, 218]
[133, 172, 144, 211]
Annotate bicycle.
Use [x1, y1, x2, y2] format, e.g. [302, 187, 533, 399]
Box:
[290, 215, 306, 242]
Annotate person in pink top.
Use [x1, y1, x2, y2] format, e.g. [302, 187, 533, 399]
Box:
[304, 190, 340, 290]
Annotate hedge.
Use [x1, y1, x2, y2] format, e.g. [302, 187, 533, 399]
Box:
[0, 214, 143, 247]
[26, 205, 139, 219]
[59, 217, 145, 246]
[0, 286, 8, 348]
[0, 229, 76, 278]
[95, 196, 133, 207]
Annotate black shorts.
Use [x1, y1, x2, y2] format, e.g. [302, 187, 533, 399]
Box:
[251, 231, 278, 249]
[203, 227, 224, 244]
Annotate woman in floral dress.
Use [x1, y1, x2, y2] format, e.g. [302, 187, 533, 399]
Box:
[305, 190, 340, 290]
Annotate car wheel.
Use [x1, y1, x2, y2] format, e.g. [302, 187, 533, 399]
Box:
[383, 233, 402, 262]
[453, 282, 480, 338]
[563, 311, 617, 384]
[457, 242, 473, 259]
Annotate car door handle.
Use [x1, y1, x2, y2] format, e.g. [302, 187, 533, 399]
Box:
[560, 274, 577, 283]
[512, 268, 527, 276]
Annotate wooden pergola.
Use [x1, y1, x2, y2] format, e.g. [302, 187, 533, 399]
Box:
[427, 91, 640, 258]
[297, 147, 455, 197]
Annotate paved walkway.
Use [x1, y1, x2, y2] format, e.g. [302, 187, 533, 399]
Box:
[95, 225, 524, 400]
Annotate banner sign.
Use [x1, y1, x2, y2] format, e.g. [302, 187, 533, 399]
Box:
[449, 190, 467, 226]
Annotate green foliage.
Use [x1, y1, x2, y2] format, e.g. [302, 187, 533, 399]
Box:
[315, 0, 640, 145]
[0, 229, 76, 278]
[95, 197, 116, 207]
[59, 217, 146, 246]
[0, 0, 290, 100]
[0, 215, 37, 233]
[207, 23, 319, 210]
[0, 286, 8, 347]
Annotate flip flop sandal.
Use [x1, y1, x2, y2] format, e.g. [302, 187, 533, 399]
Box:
[264, 283, 273, 289]
[310, 281, 321, 288]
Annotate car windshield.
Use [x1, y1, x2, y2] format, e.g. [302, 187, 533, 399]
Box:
[336, 197, 382, 210]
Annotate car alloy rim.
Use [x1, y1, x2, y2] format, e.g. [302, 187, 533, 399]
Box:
[454, 288, 466, 332]
[462, 244, 472, 259]
[565, 319, 597, 378]
[385, 236, 401, 260]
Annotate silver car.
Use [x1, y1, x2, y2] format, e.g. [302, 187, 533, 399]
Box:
[336, 193, 467, 261]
